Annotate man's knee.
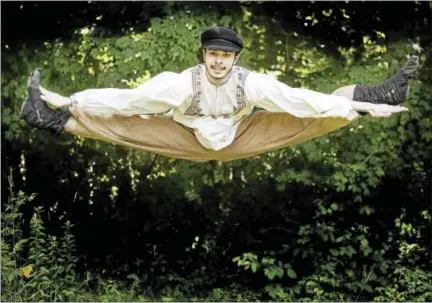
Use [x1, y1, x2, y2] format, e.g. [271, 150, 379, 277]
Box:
[331, 84, 357, 99]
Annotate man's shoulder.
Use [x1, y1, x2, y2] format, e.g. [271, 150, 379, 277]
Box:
[231, 66, 252, 86]
[183, 64, 204, 73]
[232, 65, 252, 76]
[233, 65, 252, 73]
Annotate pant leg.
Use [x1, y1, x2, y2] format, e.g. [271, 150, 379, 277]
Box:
[211, 85, 358, 161]
[65, 109, 215, 162]
[212, 111, 351, 161]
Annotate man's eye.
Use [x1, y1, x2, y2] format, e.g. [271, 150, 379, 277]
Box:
[223, 53, 231, 57]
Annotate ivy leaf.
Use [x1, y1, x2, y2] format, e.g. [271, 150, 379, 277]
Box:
[264, 268, 276, 280]
[251, 263, 257, 273]
[286, 268, 297, 279]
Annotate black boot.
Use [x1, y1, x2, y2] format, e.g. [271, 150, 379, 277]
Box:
[20, 69, 72, 135]
[353, 55, 419, 105]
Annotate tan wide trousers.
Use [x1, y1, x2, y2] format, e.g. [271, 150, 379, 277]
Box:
[65, 85, 357, 162]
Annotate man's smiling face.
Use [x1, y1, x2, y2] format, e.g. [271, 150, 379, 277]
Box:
[203, 49, 239, 79]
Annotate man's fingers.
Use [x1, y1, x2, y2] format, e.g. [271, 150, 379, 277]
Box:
[368, 106, 408, 117]
[39, 86, 53, 96]
[40, 86, 58, 103]
[40, 94, 56, 105]
[368, 104, 409, 117]
[375, 105, 408, 113]
[40, 95, 57, 107]
[38, 86, 72, 107]
[390, 106, 408, 112]
[353, 101, 409, 114]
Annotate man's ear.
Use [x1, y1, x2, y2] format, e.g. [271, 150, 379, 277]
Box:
[198, 48, 206, 63]
[234, 53, 241, 64]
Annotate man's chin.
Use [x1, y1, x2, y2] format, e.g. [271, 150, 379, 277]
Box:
[209, 71, 228, 79]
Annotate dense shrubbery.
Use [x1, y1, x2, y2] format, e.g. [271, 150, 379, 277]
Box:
[2, 5, 431, 301]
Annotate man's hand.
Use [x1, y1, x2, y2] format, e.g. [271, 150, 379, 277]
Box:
[352, 101, 408, 118]
[40, 86, 72, 108]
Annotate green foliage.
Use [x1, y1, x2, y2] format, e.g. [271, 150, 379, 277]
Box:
[1, 178, 79, 301]
[1, 174, 35, 301]
[0, 185, 151, 302]
[20, 206, 79, 301]
[373, 267, 432, 302]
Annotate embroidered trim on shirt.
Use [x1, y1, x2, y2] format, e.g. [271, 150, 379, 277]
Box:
[233, 66, 250, 114]
[184, 64, 203, 116]
[184, 64, 250, 117]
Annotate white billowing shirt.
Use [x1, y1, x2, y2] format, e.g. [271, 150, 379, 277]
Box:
[71, 64, 358, 151]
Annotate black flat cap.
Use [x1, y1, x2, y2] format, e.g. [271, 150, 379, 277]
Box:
[200, 27, 243, 52]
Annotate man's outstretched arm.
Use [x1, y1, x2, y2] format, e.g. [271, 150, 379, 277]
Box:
[40, 70, 193, 116]
[244, 71, 408, 119]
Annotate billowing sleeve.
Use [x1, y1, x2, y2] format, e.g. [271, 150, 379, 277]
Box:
[70, 70, 192, 115]
[244, 71, 356, 119]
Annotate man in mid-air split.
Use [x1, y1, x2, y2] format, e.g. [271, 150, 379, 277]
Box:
[21, 27, 419, 162]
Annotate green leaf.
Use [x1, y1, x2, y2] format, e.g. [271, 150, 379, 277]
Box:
[264, 268, 276, 280]
[286, 268, 297, 279]
[336, 236, 344, 243]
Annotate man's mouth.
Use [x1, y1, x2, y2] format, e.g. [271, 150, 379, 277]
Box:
[211, 66, 226, 71]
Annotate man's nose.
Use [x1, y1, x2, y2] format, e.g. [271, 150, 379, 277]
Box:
[215, 56, 222, 63]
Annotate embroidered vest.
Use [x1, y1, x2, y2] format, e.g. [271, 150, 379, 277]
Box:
[184, 64, 250, 117]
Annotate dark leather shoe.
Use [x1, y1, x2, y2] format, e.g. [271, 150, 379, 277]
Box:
[20, 69, 71, 135]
